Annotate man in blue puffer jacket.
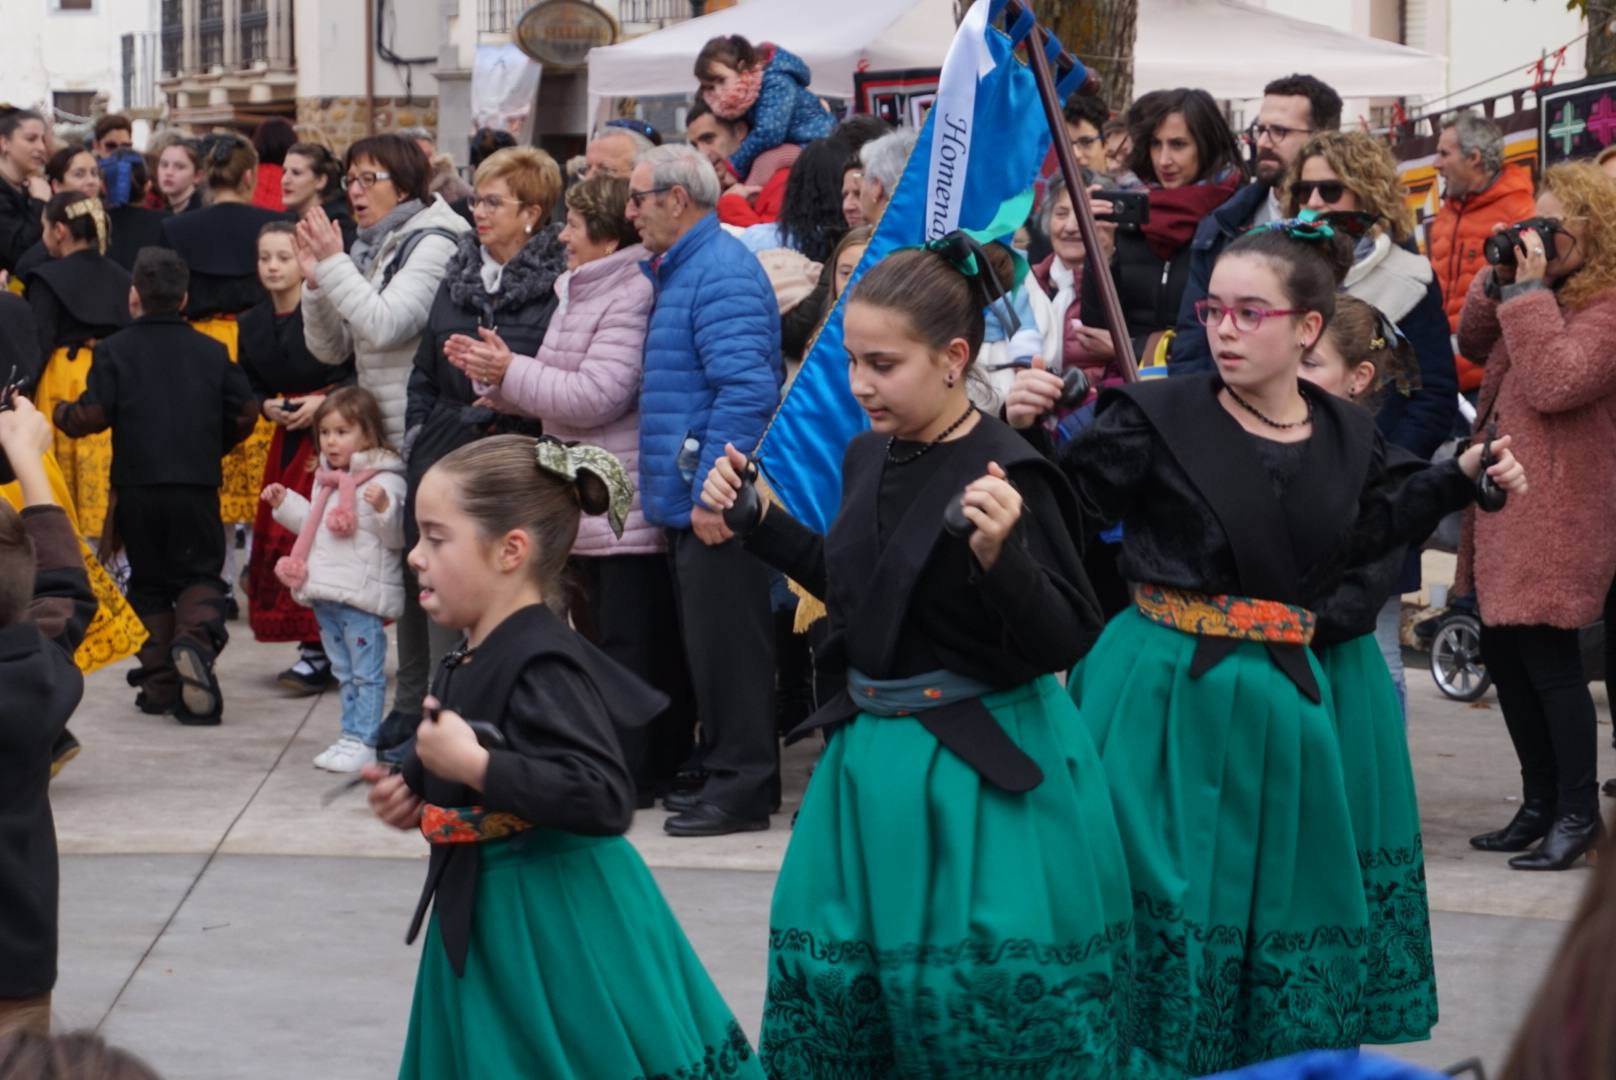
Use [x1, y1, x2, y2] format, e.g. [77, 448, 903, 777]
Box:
[627, 143, 784, 838]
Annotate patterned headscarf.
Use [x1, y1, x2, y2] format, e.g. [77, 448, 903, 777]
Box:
[64, 197, 109, 256]
[532, 437, 633, 539]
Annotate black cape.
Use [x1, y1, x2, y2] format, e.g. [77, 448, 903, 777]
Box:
[399, 604, 667, 975]
[161, 202, 292, 319]
[23, 250, 131, 359]
[747, 414, 1103, 792]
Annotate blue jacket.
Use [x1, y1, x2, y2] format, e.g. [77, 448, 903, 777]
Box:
[1167, 181, 1272, 375]
[727, 47, 836, 179]
[638, 213, 782, 529]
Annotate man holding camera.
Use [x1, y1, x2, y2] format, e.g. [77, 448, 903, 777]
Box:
[1166, 73, 1342, 374]
[1427, 112, 1536, 397]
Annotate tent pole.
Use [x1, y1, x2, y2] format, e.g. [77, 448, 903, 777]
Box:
[1008, 0, 1139, 381]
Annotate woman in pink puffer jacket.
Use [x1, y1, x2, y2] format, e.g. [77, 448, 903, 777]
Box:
[449, 173, 691, 803]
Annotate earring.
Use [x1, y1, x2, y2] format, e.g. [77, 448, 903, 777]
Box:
[525, 224, 533, 235]
[946, 373, 956, 388]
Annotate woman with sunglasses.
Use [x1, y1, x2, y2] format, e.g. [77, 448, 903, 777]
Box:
[1006, 214, 1521, 1074]
[294, 132, 471, 753]
[1457, 161, 1616, 872]
[1284, 131, 1459, 712]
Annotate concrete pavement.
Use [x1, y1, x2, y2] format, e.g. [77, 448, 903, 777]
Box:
[43, 616, 1615, 1078]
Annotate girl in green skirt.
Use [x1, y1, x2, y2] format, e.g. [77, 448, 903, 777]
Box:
[704, 240, 1134, 1077]
[361, 435, 762, 1080]
[1005, 214, 1525, 1076]
[1301, 294, 1526, 1047]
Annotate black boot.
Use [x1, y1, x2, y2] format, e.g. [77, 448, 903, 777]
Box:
[131, 612, 179, 713]
[1508, 812, 1605, 871]
[1469, 800, 1555, 852]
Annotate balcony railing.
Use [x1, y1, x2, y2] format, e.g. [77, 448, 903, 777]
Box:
[478, 0, 520, 33]
[122, 31, 163, 110]
[621, 0, 700, 26]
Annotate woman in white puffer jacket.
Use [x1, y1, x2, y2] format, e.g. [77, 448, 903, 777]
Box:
[293, 134, 471, 740]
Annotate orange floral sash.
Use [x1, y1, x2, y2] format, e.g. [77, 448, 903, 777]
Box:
[419, 804, 533, 845]
[1134, 584, 1315, 646]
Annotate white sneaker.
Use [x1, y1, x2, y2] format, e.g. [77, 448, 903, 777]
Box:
[324, 736, 377, 774]
[313, 740, 345, 770]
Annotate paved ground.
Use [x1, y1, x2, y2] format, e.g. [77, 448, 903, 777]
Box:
[43, 604, 1615, 1078]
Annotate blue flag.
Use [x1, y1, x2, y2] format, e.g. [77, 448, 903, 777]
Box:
[757, 0, 1083, 532]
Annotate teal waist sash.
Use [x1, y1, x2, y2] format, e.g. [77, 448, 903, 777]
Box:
[846, 668, 997, 717]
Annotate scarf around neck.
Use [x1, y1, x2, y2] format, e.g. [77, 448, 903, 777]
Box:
[351, 198, 425, 277]
[704, 65, 766, 121]
[1140, 170, 1243, 261]
[275, 463, 381, 590]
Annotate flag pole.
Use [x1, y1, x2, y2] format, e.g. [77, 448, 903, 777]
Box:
[1007, 1, 1140, 382]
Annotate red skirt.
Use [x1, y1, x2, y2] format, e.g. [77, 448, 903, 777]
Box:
[247, 424, 320, 643]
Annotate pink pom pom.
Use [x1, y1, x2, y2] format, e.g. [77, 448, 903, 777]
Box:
[326, 506, 357, 537]
[275, 555, 308, 591]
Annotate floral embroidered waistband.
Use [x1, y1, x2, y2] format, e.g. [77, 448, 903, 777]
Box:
[419, 804, 534, 845]
[1134, 584, 1315, 646]
[846, 667, 997, 717]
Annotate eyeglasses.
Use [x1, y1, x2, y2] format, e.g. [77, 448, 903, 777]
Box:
[466, 194, 530, 212]
[1248, 123, 1313, 144]
[627, 185, 672, 208]
[1072, 135, 1101, 150]
[1293, 179, 1348, 204]
[343, 170, 391, 190]
[100, 140, 132, 152]
[1193, 299, 1304, 332]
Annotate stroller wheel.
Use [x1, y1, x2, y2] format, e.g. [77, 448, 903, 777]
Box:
[1431, 612, 1491, 703]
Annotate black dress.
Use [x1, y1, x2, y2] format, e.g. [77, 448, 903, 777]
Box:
[743, 415, 1136, 1077]
[1055, 372, 1465, 1073]
[390, 604, 758, 1078]
[237, 301, 355, 644]
[162, 200, 292, 523]
[23, 250, 132, 539]
[106, 204, 167, 272]
[0, 174, 44, 276]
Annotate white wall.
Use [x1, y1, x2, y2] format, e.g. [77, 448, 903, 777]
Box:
[293, 0, 444, 99]
[0, 0, 159, 117]
[1258, 0, 1588, 113]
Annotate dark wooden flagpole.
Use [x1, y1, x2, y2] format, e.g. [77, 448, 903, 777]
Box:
[1005, 0, 1139, 382]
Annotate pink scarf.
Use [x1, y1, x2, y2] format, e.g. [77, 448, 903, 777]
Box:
[275, 466, 380, 590]
[704, 65, 765, 121]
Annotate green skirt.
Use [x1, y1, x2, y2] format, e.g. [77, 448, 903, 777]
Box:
[1069, 610, 1370, 1077]
[1316, 634, 1438, 1045]
[760, 675, 1135, 1079]
[400, 831, 762, 1080]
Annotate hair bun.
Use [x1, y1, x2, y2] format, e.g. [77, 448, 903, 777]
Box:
[574, 470, 611, 517]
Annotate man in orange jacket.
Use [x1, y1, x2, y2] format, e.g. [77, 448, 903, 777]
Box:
[1427, 112, 1537, 394]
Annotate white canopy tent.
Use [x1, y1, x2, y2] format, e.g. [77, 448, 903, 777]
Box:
[586, 0, 1446, 106]
[1135, 0, 1446, 100]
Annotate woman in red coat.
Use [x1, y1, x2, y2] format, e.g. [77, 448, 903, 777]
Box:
[1457, 161, 1616, 872]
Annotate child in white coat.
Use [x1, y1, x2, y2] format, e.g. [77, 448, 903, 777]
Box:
[262, 386, 406, 772]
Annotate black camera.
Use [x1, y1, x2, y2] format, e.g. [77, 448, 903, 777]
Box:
[1483, 217, 1564, 267]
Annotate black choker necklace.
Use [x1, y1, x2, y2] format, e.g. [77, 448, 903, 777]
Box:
[1225, 385, 1313, 430]
[886, 404, 976, 464]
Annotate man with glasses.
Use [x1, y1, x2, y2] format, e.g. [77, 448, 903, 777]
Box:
[625, 144, 783, 838]
[1168, 73, 1342, 374]
[1064, 94, 1110, 176]
[92, 115, 134, 159]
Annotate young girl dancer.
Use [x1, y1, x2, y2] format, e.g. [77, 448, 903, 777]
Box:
[1005, 215, 1525, 1075]
[704, 241, 1133, 1076]
[362, 434, 762, 1079]
[24, 192, 129, 540]
[241, 221, 355, 693]
[1301, 294, 1525, 1049]
[263, 387, 403, 773]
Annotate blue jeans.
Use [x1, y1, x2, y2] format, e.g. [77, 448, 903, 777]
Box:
[313, 602, 387, 747]
[1374, 596, 1408, 724]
